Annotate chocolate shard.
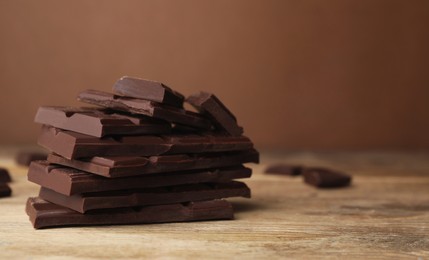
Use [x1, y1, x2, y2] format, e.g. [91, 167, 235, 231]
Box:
[16, 151, 47, 166]
[38, 126, 253, 159]
[28, 161, 252, 195]
[34, 106, 171, 137]
[264, 164, 303, 176]
[0, 183, 12, 198]
[302, 167, 352, 188]
[39, 181, 250, 213]
[47, 149, 259, 178]
[186, 92, 243, 136]
[78, 90, 211, 129]
[26, 197, 234, 229]
[113, 76, 184, 108]
[0, 168, 11, 183]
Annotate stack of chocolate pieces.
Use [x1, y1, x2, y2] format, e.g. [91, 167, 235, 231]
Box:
[26, 76, 259, 229]
[0, 168, 12, 198]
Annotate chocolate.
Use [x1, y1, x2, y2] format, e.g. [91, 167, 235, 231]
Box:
[0, 183, 12, 198]
[26, 197, 233, 229]
[303, 167, 352, 188]
[35, 106, 171, 137]
[39, 181, 250, 213]
[0, 168, 11, 183]
[113, 76, 184, 107]
[78, 90, 211, 129]
[16, 151, 47, 166]
[187, 92, 243, 136]
[28, 161, 252, 195]
[38, 126, 253, 159]
[264, 164, 303, 176]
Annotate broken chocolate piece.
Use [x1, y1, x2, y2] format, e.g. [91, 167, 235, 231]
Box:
[264, 164, 303, 176]
[303, 167, 352, 188]
[0, 168, 11, 183]
[16, 151, 47, 166]
[26, 197, 234, 229]
[113, 76, 184, 107]
[0, 183, 11, 198]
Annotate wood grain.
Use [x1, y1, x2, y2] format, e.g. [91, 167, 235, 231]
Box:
[1, 148, 429, 259]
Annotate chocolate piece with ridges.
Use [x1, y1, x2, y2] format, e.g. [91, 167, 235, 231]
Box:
[113, 76, 184, 108]
[26, 197, 234, 229]
[0, 183, 12, 198]
[39, 181, 250, 213]
[186, 92, 243, 136]
[78, 90, 211, 129]
[264, 164, 303, 176]
[16, 151, 47, 166]
[38, 126, 253, 159]
[0, 168, 11, 183]
[35, 106, 171, 137]
[303, 167, 352, 188]
[28, 161, 252, 195]
[47, 149, 259, 177]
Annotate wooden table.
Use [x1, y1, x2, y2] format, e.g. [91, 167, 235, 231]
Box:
[1, 148, 429, 259]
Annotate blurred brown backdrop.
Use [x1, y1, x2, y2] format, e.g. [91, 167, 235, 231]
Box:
[1, 0, 428, 150]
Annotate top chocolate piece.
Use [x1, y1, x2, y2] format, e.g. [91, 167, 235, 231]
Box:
[0, 168, 11, 183]
[186, 92, 243, 136]
[78, 90, 211, 130]
[113, 76, 184, 108]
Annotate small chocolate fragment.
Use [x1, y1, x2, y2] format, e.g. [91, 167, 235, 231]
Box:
[16, 151, 47, 166]
[78, 90, 211, 129]
[264, 164, 303, 176]
[26, 197, 233, 229]
[39, 181, 250, 213]
[113, 76, 184, 108]
[35, 106, 171, 137]
[0, 183, 12, 198]
[186, 92, 243, 136]
[303, 167, 352, 188]
[28, 161, 252, 195]
[0, 168, 11, 182]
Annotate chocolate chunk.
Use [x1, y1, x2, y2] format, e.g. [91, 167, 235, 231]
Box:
[47, 149, 259, 177]
[26, 197, 233, 229]
[39, 181, 250, 213]
[78, 90, 211, 129]
[35, 106, 171, 137]
[0, 183, 12, 198]
[28, 161, 252, 195]
[303, 167, 352, 188]
[264, 164, 303, 176]
[38, 126, 253, 159]
[186, 92, 243, 136]
[16, 151, 47, 166]
[0, 168, 11, 183]
[113, 76, 184, 108]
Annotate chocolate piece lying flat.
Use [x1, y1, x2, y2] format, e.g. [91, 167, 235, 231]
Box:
[29, 161, 252, 195]
[26, 197, 233, 229]
[39, 181, 250, 213]
[38, 126, 253, 159]
[0, 183, 12, 198]
[303, 167, 352, 188]
[264, 164, 303, 176]
[47, 149, 258, 178]
[16, 151, 47, 166]
[0, 168, 11, 183]
[187, 92, 243, 136]
[113, 76, 184, 108]
[35, 106, 171, 137]
[78, 90, 211, 129]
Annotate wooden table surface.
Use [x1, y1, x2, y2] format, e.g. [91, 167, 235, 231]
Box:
[1, 148, 429, 259]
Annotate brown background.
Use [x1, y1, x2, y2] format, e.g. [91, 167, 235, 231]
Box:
[1, 0, 428, 150]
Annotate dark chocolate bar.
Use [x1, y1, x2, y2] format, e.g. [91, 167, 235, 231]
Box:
[303, 167, 352, 188]
[16, 151, 47, 166]
[35, 106, 171, 137]
[26, 197, 233, 229]
[39, 181, 250, 213]
[28, 161, 252, 195]
[265, 164, 303, 176]
[47, 149, 258, 177]
[0, 183, 12, 198]
[38, 126, 253, 159]
[78, 90, 211, 129]
[187, 92, 243, 136]
[113, 76, 184, 107]
[0, 168, 11, 183]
